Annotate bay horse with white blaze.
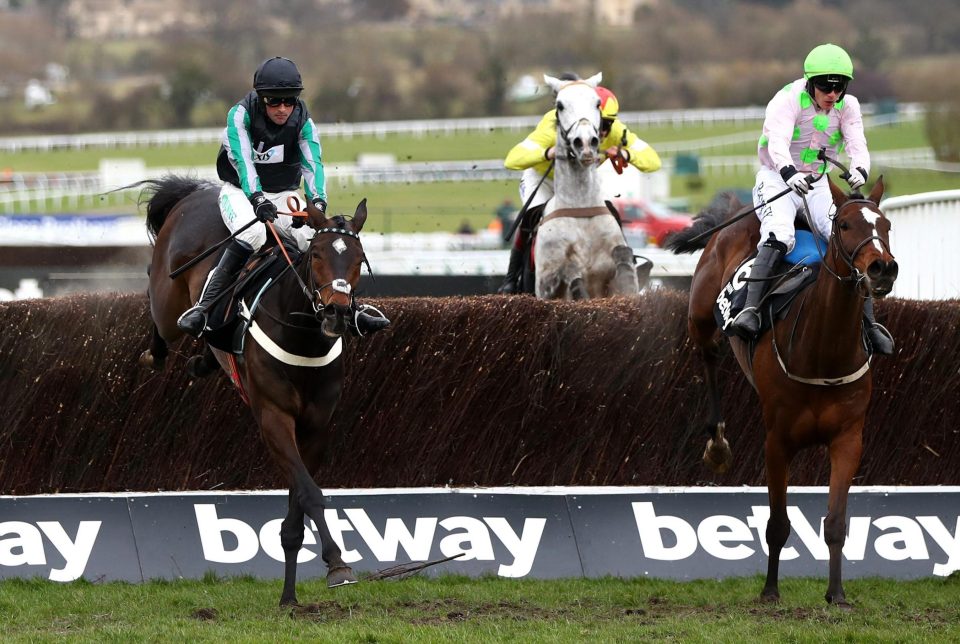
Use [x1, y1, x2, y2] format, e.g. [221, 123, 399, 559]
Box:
[667, 176, 897, 608]
[534, 74, 639, 299]
[138, 176, 366, 605]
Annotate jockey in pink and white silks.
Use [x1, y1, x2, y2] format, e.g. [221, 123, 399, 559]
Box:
[729, 43, 893, 355]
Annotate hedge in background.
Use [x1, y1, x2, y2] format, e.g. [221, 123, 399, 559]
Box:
[0, 292, 957, 494]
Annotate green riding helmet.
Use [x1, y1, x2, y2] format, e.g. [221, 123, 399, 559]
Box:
[803, 44, 854, 80]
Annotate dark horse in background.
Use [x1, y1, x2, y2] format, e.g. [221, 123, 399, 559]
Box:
[138, 176, 366, 605]
[667, 176, 897, 608]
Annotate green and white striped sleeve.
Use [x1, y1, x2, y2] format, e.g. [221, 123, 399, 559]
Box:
[222, 104, 260, 196]
[299, 118, 326, 202]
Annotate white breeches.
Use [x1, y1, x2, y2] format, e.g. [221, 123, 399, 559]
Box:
[219, 183, 314, 252]
[752, 167, 834, 252]
[519, 168, 555, 209]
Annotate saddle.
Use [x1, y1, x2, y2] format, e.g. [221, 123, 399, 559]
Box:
[202, 237, 302, 354]
[715, 230, 823, 339]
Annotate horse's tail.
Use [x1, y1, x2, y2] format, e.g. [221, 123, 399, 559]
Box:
[138, 175, 217, 243]
[664, 191, 743, 254]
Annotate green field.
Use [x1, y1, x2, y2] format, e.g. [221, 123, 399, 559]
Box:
[1, 574, 957, 642]
[1, 119, 954, 232]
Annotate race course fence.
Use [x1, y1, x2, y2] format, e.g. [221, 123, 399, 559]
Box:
[0, 292, 957, 495]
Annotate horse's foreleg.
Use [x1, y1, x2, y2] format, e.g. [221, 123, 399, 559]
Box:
[138, 324, 168, 371]
[186, 343, 219, 378]
[823, 429, 863, 610]
[260, 408, 356, 595]
[609, 245, 640, 296]
[279, 489, 305, 606]
[761, 437, 794, 602]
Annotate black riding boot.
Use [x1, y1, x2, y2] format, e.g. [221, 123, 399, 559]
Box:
[729, 236, 787, 338]
[349, 303, 391, 337]
[863, 297, 895, 355]
[177, 239, 254, 338]
[497, 244, 525, 295]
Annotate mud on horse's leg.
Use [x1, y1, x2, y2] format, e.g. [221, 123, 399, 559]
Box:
[823, 430, 863, 610]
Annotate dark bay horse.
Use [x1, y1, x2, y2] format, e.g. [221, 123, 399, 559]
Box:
[138, 176, 366, 605]
[667, 176, 897, 608]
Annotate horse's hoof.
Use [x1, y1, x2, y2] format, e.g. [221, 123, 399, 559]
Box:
[703, 438, 732, 474]
[186, 355, 214, 378]
[327, 566, 357, 588]
[138, 350, 164, 371]
[759, 589, 780, 603]
[279, 596, 299, 607]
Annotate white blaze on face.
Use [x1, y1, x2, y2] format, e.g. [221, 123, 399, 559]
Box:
[859, 206, 885, 253]
[332, 238, 347, 255]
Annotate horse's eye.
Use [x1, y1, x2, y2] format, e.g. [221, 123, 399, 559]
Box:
[557, 101, 564, 112]
[838, 221, 850, 231]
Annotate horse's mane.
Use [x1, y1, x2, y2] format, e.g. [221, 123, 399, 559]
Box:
[139, 176, 219, 242]
[664, 191, 744, 254]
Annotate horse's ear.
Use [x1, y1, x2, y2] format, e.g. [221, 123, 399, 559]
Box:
[351, 198, 368, 233]
[307, 202, 330, 230]
[827, 174, 847, 206]
[868, 175, 884, 205]
[543, 75, 562, 94]
[583, 72, 602, 88]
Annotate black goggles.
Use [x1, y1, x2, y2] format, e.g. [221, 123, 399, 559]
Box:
[812, 79, 847, 95]
[262, 96, 298, 107]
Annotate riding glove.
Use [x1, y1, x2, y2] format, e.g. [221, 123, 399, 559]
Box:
[311, 198, 327, 215]
[249, 192, 278, 223]
[780, 166, 811, 196]
[847, 167, 868, 190]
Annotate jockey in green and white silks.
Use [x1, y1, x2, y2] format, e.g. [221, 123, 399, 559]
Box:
[178, 57, 390, 339]
[730, 44, 891, 355]
[215, 58, 326, 254]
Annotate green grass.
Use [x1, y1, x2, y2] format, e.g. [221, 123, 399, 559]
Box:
[1, 574, 957, 642]
[0, 118, 949, 229]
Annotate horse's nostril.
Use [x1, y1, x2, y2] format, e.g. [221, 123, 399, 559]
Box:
[867, 260, 885, 279]
[590, 137, 599, 148]
[573, 138, 583, 149]
[886, 260, 899, 281]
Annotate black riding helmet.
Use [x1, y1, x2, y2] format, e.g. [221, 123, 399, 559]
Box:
[253, 57, 304, 98]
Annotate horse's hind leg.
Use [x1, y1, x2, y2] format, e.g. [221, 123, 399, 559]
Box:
[691, 318, 732, 473]
[138, 324, 168, 371]
[823, 428, 863, 609]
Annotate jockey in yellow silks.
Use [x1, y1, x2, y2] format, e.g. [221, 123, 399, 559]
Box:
[497, 82, 662, 294]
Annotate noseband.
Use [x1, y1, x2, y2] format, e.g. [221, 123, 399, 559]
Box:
[827, 198, 893, 291]
[305, 226, 372, 317]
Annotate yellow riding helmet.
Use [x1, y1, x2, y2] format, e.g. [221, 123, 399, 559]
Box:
[596, 86, 620, 120]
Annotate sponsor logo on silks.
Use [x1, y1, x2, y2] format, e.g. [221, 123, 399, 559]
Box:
[0, 520, 102, 581]
[194, 505, 546, 577]
[716, 258, 754, 330]
[632, 502, 960, 576]
[253, 144, 285, 164]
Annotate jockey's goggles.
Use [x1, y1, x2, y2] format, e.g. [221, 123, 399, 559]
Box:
[812, 78, 847, 95]
[263, 96, 297, 107]
[601, 117, 614, 133]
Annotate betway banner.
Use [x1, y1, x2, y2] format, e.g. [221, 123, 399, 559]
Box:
[1, 487, 958, 583]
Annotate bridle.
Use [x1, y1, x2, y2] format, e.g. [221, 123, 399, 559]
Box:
[555, 84, 600, 162]
[304, 226, 371, 318]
